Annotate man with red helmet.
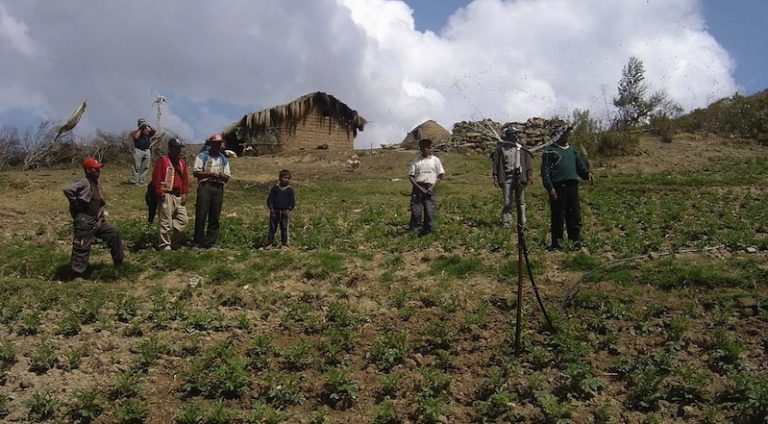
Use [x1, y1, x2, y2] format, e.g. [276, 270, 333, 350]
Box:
[192, 134, 231, 248]
[63, 157, 124, 277]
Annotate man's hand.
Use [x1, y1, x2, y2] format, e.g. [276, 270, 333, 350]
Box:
[548, 188, 558, 200]
[588, 172, 595, 184]
[492, 175, 499, 188]
[94, 218, 102, 232]
[180, 194, 187, 206]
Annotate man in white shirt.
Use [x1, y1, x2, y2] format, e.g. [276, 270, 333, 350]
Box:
[408, 139, 445, 235]
[192, 134, 231, 248]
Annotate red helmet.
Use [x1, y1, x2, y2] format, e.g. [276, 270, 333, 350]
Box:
[207, 134, 223, 143]
[82, 157, 104, 169]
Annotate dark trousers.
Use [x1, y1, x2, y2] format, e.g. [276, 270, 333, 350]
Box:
[194, 182, 224, 246]
[70, 213, 123, 274]
[549, 180, 581, 247]
[410, 183, 436, 234]
[268, 209, 290, 245]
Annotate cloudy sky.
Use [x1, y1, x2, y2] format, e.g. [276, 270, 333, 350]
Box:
[0, 0, 764, 148]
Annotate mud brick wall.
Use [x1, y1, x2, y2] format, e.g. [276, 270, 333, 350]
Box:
[280, 114, 354, 150]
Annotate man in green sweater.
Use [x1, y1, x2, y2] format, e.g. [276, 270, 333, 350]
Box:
[540, 126, 594, 250]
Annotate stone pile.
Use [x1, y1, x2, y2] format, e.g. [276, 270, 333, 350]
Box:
[449, 117, 568, 153]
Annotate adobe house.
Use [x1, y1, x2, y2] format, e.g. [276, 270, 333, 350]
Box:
[221, 91, 366, 155]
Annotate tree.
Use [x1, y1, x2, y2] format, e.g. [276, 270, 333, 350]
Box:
[612, 56, 667, 128]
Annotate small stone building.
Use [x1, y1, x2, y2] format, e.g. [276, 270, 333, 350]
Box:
[221, 92, 366, 155]
[401, 120, 452, 149]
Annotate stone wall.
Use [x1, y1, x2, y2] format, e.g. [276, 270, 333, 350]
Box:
[280, 114, 355, 150]
[449, 117, 567, 153]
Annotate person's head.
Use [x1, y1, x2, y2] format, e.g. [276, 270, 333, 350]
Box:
[418, 138, 433, 156]
[553, 126, 572, 146]
[207, 133, 223, 153]
[168, 137, 184, 159]
[82, 156, 104, 180]
[502, 126, 519, 142]
[278, 169, 292, 187]
[137, 118, 148, 130]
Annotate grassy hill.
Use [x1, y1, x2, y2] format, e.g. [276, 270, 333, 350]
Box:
[0, 135, 766, 423]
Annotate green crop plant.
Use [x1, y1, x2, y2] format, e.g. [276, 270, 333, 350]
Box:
[57, 310, 82, 336]
[25, 389, 59, 422]
[108, 370, 142, 400]
[15, 310, 41, 335]
[79, 296, 105, 325]
[115, 294, 139, 323]
[563, 361, 605, 400]
[420, 319, 453, 354]
[378, 372, 402, 400]
[0, 393, 8, 418]
[132, 335, 169, 372]
[535, 391, 574, 424]
[243, 399, 287, 423]
[114, 398, 147, 424]
[280, 339, 313, 371]
[263, 373, 306, 410]
[708, 326, 745, 373]
[369, 400, 402, 424]
[475, 390, 519, 423]
[246, 334, 274, 371]
[321, 367, 359, 409]
[62, 346, 88, 371]
[181, 341, 250, 399]
[29, 336, 57, 374]
[67, 386, 103, 424]
[367, 331, 409, 371]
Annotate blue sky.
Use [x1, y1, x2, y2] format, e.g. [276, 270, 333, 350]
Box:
[0, 0, 763, 147]
[407, 0, 768, 95]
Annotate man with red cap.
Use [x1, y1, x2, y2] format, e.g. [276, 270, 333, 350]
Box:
[192, 134, 230, 248]
[63, 157, 124, 276]
[151, 137, 190, 250]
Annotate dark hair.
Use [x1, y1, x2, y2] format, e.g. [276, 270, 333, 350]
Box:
[418, 138, 433, 148]
[279, 169, 291, 178]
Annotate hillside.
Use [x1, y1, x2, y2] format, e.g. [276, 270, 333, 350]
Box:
[0, 134, 766, 423]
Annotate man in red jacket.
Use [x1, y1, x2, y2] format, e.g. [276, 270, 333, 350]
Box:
[151, 137, 189, 250]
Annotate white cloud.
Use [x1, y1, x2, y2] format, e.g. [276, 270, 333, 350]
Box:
[0, 0, 738, 148]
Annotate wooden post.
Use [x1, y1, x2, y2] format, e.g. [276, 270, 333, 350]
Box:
[514, 180, 524, 355]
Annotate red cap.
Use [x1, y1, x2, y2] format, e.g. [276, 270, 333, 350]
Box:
[82, 157, 104, 169]
[207, 134, 223, 143]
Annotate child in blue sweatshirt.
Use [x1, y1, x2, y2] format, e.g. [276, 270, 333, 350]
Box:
[266, 169, 295, 247]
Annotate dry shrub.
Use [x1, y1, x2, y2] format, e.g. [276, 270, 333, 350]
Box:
[595, 130, 640, 157]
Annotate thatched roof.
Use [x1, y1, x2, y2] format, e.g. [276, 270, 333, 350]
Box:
[401, 120, 451, 149]
[222, 92, 366, 139]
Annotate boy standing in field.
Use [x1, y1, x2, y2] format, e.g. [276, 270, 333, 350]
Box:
[266, 169, 295, 247]
[408, 138, 445, 235]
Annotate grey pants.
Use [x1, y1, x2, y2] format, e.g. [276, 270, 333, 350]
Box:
[502, 178, 527, 226]
[132, 148, 151, 185]
[410, 184, 436, 234]
[70, 213, 123, 274]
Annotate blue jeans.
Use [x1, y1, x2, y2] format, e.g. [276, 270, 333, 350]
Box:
[501, 178, 527, 226]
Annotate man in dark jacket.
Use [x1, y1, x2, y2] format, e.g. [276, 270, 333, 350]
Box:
[540, 127, 594, 249]
[63, 157, 124, 276]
